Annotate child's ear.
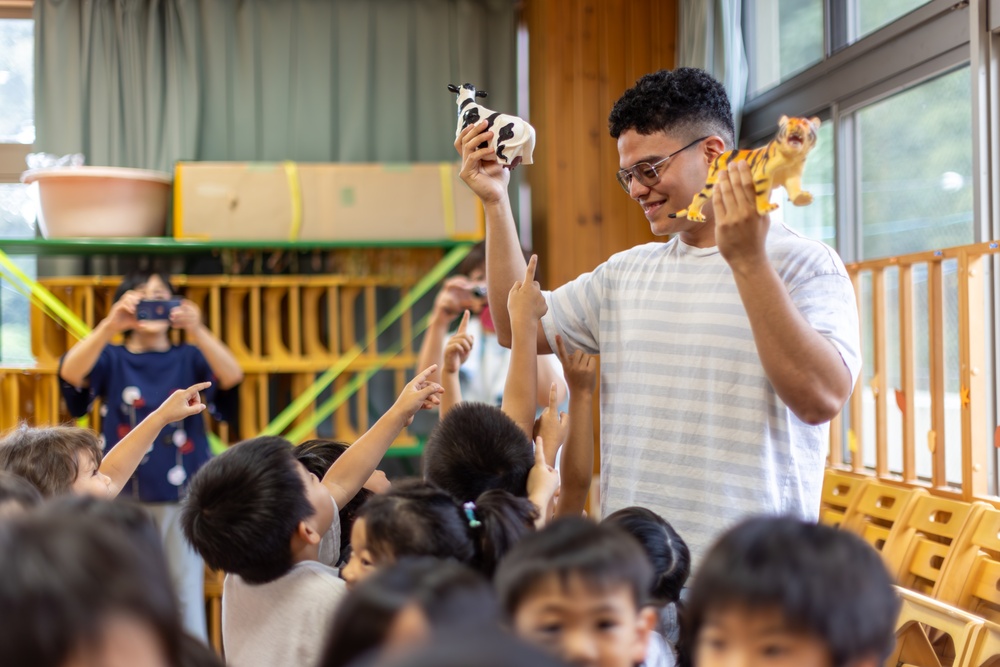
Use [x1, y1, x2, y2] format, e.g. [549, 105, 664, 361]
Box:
[632, 606, 658, 666]
[294, 520, 323, 546]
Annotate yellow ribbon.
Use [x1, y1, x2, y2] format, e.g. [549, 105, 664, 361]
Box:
[284, 161, 303, 241]
[0, 248, 90, 341]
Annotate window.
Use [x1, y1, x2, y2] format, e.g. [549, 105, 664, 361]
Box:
[856, 68, 973, 260]
[778, 119, 834, 247]
[853, 0, 933, 42]
[745, 0, 824, 96]
[0, 11, 36, 365]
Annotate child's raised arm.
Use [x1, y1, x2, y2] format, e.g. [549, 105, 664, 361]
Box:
[501, 255, 547, 437]
[100, 382, 211, 497]
[440, 310, 474, 419]
[534, 382, 569, 467]
[554, 335, 597, 518]
[322, 366, 443, 509]
[526, 435, 560, 528]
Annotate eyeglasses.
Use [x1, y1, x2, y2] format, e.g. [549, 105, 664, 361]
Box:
[615, 136, 709, 193]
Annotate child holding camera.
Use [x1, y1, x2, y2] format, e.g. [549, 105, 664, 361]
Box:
[59, 270, 243, 641]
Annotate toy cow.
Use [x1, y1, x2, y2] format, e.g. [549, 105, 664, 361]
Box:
[448, 83, 535, 168]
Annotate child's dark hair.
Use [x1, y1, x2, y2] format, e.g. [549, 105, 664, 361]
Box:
[46, 494, 169, 576]
[494, 516, 653, 619]
[179, 631, 225, 667]
[678, 515, 900, 667]
[604, 506, 690, 606]
[0, 470, 42, 514]
[113, 269, 177, 303]
[359, 479, 536, 577]
[181, 436, 313, 584]
[0, 510, 181, 667]
[423, 402, 534, 502]
[608, 68, 735, 148]
[295, 438, 374, 564]
[319, 557, 498, 667]
[0, 424, 103, 497]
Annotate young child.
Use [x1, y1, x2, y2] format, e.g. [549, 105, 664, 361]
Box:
[339, 477, 542, 586]
[181, 368, 442, 667]
[494, 516, 660, 667]
[0, 382, 208, 499]
[553, 334, 598, 517]
[0, 508, 182, 667]
[320, 557, 498, 667]
[294, 438, 390, 567]
[678, 515, 899, 667]
[605, 507, 690, 659]
[423, 401, 537, 502]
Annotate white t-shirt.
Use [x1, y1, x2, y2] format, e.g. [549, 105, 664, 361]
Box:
[540, 223, 861, 564]
[645, 630, 677, 667]
[222, 497, 345, 667]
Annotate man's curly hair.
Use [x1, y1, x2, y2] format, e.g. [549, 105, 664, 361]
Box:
[608, 68, 735, 148]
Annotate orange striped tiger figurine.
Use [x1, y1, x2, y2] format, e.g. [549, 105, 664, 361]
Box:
[670, 115, 820, 222]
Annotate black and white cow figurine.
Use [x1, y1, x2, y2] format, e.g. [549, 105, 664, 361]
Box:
[448, 83, 535, 169]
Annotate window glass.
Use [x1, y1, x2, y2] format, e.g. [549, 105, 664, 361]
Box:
[745, 0, 824, 96]
[776, 120, 834, 247]
[857, 67, 973, 260]
[855, 0, 932, 41]
[0, 19, 34, 143]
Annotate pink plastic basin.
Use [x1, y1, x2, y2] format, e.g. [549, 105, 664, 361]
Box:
[21, 166, 173, 238]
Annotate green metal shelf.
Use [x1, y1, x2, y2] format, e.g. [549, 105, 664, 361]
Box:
[0, 237, 472, 256]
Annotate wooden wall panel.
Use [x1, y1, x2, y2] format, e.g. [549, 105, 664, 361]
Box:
[526, 0, 678, 289]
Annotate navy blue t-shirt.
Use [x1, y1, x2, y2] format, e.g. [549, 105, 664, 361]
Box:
[60, 344, 233, 502]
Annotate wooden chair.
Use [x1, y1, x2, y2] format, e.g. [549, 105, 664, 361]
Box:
[936, 506, 1000, 625]
[962, 619, 1000, 667]
[842, 481, 926, 557]
[204, 566, 225, 656]
[889, 587, 983, 667]
[820, 469, 871, 528]
[881, 495, 987, 597]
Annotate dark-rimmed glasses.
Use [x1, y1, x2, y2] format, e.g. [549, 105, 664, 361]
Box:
[615, 136, 709, 193]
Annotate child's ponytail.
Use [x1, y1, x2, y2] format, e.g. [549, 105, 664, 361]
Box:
[465, 489, 537, 577]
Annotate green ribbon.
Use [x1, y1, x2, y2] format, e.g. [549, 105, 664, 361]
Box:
[0, 248, 91, 341]
[285, 311, 433, 444]
[260, 243, 471, 437]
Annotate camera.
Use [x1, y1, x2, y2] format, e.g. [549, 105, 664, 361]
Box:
[470, 285, 488, 298]
[136, 299, 182, 321]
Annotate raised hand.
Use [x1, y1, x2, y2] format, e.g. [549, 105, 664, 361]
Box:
[526, 436, 561, 526]
[168, 299, 204, 332]
[154, 382, 212, 424]
[555, 335, 597, 394]
[507, 254, 547, 328]
[534, 382, 569, 464]
[456, 120, 511, 205]
[443, 310, 475, 374]
[393, 365, 446, 426]
[105, 290, 142, 334]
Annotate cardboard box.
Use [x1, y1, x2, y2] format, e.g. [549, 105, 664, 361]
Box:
[173, 162, 483, 242]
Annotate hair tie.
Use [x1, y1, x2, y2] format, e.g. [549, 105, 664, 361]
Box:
[463, 501, 482, 529]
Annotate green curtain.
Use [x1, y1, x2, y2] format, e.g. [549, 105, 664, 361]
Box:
[34, 0, 517, 171]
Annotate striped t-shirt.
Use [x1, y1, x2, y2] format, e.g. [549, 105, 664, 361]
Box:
[540, 223, 861, 564]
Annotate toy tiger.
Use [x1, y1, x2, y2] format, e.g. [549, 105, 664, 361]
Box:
[670, 115, 820, 222]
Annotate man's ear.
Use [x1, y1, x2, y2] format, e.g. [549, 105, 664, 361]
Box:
[632, 606, 658, 665]
[702, 136, 727, 163]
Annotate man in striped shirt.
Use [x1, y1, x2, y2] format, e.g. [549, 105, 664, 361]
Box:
[455, 68, 860, 563]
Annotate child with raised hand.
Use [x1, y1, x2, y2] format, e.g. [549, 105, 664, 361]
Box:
[181, 367, 442, 667]
[339, 477, 539, 587]
[440, 309, 475, 418]
[678, 515, 898, 667]
[502, 254, 548, 437]
[553, 334, 598, 517]
[0, 382, 209, 499]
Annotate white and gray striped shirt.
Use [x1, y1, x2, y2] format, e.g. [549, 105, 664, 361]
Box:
[540, 222, 861, 564]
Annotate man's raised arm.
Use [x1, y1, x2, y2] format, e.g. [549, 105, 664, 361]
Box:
[456, 121, 552, 354]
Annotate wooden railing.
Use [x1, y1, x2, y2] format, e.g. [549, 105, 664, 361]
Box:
[0, 248, 449, 448]
[836, 240, 1000, 502]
